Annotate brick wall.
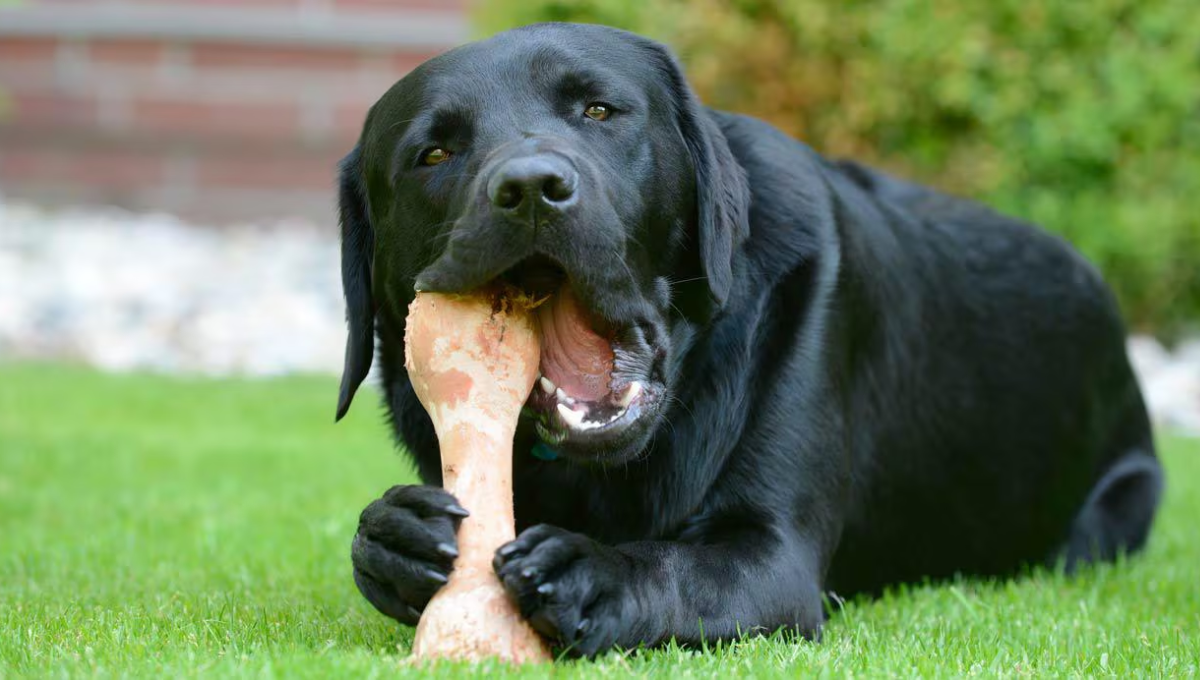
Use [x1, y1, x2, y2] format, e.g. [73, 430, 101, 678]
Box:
[0, 0, 469, 224]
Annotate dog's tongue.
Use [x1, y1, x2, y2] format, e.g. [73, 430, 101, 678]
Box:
[538, 286, 614, 402]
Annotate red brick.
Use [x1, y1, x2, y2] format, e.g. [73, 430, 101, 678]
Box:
[120, 0, 302, 5]
[65, 149, 165, 188]
[45, 0, 302, 4]
[87, 39, 168, 66]
[195, 152, 338, 191]
[83, 40, 169, 92]
[131, 97, 300, 140]
[0, 37, 60, 63]
[0, 146, 164, 189]
[391, 50, 443, 75]
[333, 100, 372, 142]
[335, 0, 467, 10]
[0, 44, 59, 85]
[190, 42, 364, 72]
[0, 148, 51, 179]
[4, 92, 98, 130]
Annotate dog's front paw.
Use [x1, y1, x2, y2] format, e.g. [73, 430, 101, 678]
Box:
[493, 524, 633, 657]
[351, 484, 467, 625]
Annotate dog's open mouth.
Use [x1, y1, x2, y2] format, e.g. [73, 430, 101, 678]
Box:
[530, 285, 648, 438]
[503, 258, 656, 449]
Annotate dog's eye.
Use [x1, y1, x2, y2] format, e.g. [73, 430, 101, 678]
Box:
[420, 148, 452, 166]
[583, 103, 612, 122]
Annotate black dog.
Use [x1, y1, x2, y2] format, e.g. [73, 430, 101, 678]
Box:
[337, 23, 1162, 657]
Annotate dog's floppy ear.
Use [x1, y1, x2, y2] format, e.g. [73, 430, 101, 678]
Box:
[335, 146, 375, 421]
[655, 45, 751, 307]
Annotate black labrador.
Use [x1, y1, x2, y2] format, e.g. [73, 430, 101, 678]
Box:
[337, 22, 1162, 657]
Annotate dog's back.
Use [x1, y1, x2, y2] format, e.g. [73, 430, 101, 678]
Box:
[820, 157, 1162, 594]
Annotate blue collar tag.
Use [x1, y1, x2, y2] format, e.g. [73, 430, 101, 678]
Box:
[531, 442, 560, 461]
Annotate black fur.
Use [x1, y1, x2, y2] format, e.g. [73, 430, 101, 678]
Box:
[336, 23, 1162, 657]
[335, 146, 375, 421]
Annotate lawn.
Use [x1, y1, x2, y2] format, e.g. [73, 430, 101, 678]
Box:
[1, 363, 1197, 678]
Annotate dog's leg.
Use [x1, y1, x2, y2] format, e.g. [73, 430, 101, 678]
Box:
[491, 522, 827, 657]
[1056, 448, 1163, 572]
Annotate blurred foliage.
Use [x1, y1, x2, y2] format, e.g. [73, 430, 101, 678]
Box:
[477, 0, 1200, 334]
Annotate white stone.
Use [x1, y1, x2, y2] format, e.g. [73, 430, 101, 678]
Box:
[0, 195, 348, 378]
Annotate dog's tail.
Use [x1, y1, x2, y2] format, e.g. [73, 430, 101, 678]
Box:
[1057, 447, 1163, 572]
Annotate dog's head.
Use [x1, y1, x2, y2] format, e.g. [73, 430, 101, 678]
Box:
[336, 23, 749, 465]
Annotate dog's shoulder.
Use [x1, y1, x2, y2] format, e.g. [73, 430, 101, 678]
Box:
[708, 110, 838, 271]
[711, 110, 826, 177]
[830, 159, 1012, 232]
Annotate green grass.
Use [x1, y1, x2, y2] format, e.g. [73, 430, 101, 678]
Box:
[1, 363, 1197, 678]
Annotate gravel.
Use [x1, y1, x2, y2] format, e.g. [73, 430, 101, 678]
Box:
[1, 197, 1197, 435]
[1128, 337, 1200, 436]
[0, 200, 344, 376]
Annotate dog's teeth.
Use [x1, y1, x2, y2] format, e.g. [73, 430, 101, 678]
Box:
[539, 376, 556, 395]
[556, 403, 586, 429]
[617, 381, 642, 408]
[555, 387, 576, 405]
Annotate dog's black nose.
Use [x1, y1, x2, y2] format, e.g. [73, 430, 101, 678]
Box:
[488, 155, 577, 212]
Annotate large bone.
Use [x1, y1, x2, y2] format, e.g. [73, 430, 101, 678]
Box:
[404, 287, 552, 663]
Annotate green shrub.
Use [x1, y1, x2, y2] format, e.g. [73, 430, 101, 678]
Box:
[476, 0, 1200, 334]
